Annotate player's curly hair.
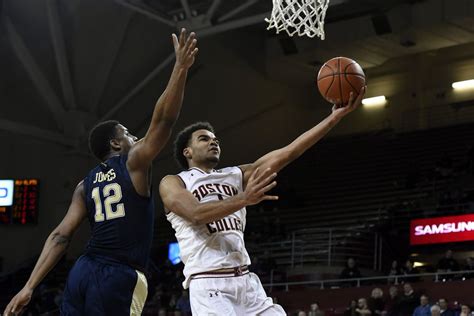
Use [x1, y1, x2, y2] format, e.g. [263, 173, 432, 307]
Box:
[88, 120, 120, 161]
[174, 122, 215, 169]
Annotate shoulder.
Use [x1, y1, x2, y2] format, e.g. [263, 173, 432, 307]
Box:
[75, 180, 85, 196]
[159, 175, 186, 190]
[71, 181, 87, 206]
[237, 163, 252, 174]
[217, 166, 244, 176]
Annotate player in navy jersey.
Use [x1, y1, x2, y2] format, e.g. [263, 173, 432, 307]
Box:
[4, 28, 198, 316]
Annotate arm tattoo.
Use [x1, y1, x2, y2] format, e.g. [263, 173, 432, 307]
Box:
[51, 232, 71, 246]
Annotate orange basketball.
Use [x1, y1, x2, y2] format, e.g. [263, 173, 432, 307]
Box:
[317, 57, 366, 106]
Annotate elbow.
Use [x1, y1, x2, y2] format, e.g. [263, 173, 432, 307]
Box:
[168, 202, 205, 225]
[190, 207, 209, 225]
[190, 213, 206, 226]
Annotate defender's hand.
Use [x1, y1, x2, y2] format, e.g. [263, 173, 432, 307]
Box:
[242, 168, 278, 205]
[172, 28, 198, 69]
[3, 287, 33, 316]
[332, 86, 366, 119]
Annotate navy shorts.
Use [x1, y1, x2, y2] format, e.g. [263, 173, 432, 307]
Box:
[60, 255, 147, 316]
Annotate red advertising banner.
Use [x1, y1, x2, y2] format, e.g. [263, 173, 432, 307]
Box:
[410, 214, 474, 245]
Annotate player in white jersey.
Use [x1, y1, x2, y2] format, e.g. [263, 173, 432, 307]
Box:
[159, 89, 366, 315]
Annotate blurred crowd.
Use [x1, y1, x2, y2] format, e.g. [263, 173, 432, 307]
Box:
[338, 250, 474, 285]
[294, 285, 473, 316]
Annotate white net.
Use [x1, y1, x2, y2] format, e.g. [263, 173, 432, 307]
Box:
[265, 0, 330, 39]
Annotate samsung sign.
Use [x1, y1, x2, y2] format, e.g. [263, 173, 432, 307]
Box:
[410, 214, 474, 245]
[0, 180, 14, 206]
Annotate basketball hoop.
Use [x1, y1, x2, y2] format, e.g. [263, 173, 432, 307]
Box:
[265, 0, 330, 39]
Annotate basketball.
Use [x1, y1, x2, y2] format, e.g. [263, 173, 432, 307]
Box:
[317, 57, 366, 106]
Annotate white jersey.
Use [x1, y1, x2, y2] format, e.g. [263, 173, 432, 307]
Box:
[166, 166, 251, 289]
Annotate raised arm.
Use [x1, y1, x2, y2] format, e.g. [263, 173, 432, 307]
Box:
[240, 88, 366, 186]
[127, 28, 198, 171]
[3, 182, 87, 316]
[159, 168, 277, 225]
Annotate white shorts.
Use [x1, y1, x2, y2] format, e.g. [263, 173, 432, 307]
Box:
[189, 271, 286, 316]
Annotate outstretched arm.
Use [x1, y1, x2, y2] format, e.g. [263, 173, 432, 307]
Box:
[3, 182, 87, 316]
[127, 28, 198, 171]
[160, 168, 277, 225]
[240, 88, 366, 186]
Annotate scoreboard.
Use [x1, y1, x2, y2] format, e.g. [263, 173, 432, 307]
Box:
[0, 179, 39, 225]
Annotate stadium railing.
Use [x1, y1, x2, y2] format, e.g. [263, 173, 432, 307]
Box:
[263, 269, 474, 292]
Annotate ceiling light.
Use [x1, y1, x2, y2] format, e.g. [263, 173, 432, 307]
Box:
[362, 96, 386, 108]
[452, 79, 474, 90]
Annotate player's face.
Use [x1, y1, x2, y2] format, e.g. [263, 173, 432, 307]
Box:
[115, 124, 138, 153]
[188, 129, 220, 165]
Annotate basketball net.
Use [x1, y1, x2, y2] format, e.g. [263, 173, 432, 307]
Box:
[265, 0, 329, 39]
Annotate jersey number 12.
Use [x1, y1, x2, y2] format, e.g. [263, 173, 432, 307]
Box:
[91, 183, 125, 222]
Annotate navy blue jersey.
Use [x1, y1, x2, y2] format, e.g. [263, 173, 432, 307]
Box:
[82, 155, 154, 272]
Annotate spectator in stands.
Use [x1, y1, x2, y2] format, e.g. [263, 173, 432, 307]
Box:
[402, 259, 420, 283]
[387, 260, 402, 284]
[398, 283, 419, 316]
[368, 288, 385, 316]
[356, 298, 372, 316]
[460, 305, 472, 316]
[462, 257, 474, 279]
[340, 258, 362, 280]
[413, 295, 431, 316]
[298, 310, 308, 316]
[308, 302, 325, 316]
[438, 250, 459, 272]
[464, 257, 474, 270]
[384, 286, 401, 316]
[437, 250, 459, 280]
[175, 289, 191, 316]
[431, 305, 441, 316]
[344, 300, 358, 316]
[438, 299, 454, 316]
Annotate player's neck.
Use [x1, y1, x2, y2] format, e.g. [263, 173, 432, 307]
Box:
[103, 151, 121, 161]
[188, 162, 215, 173]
